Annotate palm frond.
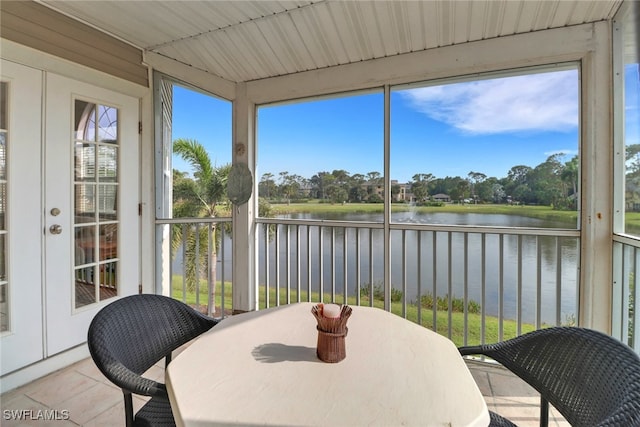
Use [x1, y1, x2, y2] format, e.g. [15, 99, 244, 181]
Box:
[174, 139, 213, 184]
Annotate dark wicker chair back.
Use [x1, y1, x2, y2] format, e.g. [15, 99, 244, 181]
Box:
[459, 327, 640, 427]
[87, 294, 218, 427]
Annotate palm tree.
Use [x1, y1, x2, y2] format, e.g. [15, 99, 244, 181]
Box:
[172, 138, 230, 315]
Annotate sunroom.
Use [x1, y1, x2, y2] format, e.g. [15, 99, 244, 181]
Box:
[0, 0, 638, 421]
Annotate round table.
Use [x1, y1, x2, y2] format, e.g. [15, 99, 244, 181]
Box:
[166, 303, 490, 427]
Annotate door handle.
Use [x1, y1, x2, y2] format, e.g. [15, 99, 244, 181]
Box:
[49, 224, 63, 235]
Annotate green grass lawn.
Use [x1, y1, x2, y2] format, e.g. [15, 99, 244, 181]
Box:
[624, 211, 640, 235]
[270, 201, 578, 225]
[172, 276, 539, 347]
[270, 201, 640, 233]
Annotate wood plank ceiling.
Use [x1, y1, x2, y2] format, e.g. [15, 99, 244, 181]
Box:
[41, 0, 623, 84]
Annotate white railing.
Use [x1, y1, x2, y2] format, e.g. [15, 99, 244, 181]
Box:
[257, 218, 580, 346]
[158, 217, 640, 352]
[156, 218, 233, 317]
[613, 234, 640, 353]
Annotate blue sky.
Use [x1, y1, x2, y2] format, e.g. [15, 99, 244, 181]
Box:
[172, 65, 639, 184]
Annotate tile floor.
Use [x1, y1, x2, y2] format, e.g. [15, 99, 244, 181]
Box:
[1, 356, 567, 426]
[467, 360, 569, 427]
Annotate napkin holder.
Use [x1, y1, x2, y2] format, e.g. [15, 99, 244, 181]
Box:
[311, 304, 352, 363]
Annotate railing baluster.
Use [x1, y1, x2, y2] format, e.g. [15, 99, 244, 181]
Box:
[402, 229, 407, 318]
[181, 224, 187, 302]
[499, 234, 504, 342]
[220, 225, 225, 317]
[613, 241, 624, 339]
[195, 223, 200, 310]
[286, 224, 290, 305]
[481, 233, 486, 345]
[307, 225, 312, 302]
[417, 230, 422, 326]
[296, 225, 301, 303]
[331, 227, 336, 302]
[275, 224, 280, 306]
[463, 232, 469, 346]
[517, 234, 523, 336]
[556, 237, 562, 326]
[448, 232, 453, 339]
[356, 228, 361, 307]
[207, 223, 213, 316]
[265, 224, 270, 309]
[536, 235, 542, 329]
[432, 231, 437, 333]
[369, 228, 373, 307]
[319, 226, 324, 303]
[343, 228, 348, 304]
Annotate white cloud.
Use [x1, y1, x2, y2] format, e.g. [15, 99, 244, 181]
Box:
[401, 70, 579, 135]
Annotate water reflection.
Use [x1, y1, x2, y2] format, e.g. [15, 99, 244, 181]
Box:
[261, 212, 578, 325]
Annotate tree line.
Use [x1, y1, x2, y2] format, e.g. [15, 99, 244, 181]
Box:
[172, 139, 640, 213]
[259, 153, 580, 210]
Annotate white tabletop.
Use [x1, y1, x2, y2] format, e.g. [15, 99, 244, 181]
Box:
[166, 303, 489, 427]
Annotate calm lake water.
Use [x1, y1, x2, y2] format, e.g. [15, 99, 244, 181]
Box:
[260, 212, 579, 325]
[174, 211, 578, 325]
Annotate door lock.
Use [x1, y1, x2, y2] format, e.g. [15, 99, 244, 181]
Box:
[49, 224, 62, 235]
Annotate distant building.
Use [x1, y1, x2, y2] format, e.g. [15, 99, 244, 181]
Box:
[362, 180, 413, 202]
[432, 193, 451, 203]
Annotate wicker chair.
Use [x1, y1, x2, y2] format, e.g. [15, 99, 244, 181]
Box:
[459, 327, 640, 427]
[87, 294, 219, 427]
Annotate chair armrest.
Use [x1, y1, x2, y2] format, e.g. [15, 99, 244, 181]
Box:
[458, 345, 486, 356]
[99, 359, 168, 398]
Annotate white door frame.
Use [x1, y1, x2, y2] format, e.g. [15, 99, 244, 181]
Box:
[0, 40, 151, 392]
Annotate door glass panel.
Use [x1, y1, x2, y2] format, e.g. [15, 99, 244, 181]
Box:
[75, 184, 96, 223]
[74, 99, 119, 308]
[98, 184, 117, 221]
[0, 234, 5, 282]
[98, 145, 117, 178]
[75, 226, 94, 264]
[0, 82, 6, 130]
[75, 100, 96, 141]
[0, 183, 5, 230]
[74, 142, 96, 181]
[99, 224, 117, 261]
[0, 81, 8, 331]
[98, 105, 117, 143]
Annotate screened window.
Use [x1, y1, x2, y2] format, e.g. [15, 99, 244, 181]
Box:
[170, 85, 231, 219]
[390, 67, 580, 229]
[155, 77, 233, 312]
[257, 92, 384, 222]
[620, 9, 640, 237]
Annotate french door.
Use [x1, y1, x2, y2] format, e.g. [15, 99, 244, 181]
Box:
[44, 73, 140, 356]
[0, 60, 140, 374]
[0, 60, 44, 374]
